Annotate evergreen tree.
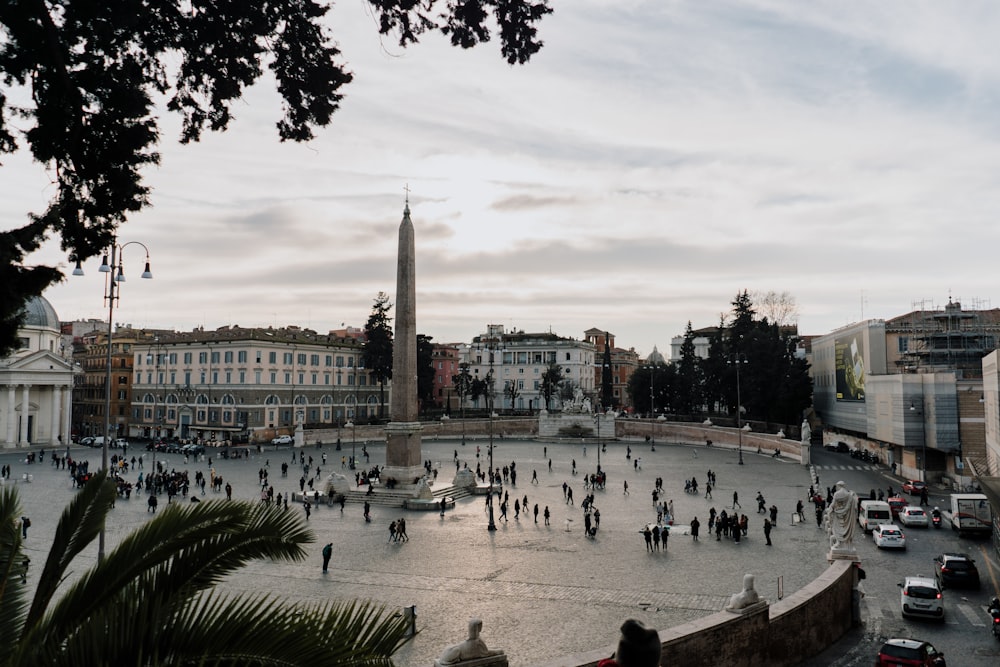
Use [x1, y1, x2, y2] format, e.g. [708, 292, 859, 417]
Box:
[674, 321, 703, 414]
[416, 334, 435, 413]
[452, 362, 473, 418]
[362, 292, 393, 421]
[540, 362, 562, 410]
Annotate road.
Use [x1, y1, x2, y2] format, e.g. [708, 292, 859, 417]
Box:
[801, 447, 1000, 666]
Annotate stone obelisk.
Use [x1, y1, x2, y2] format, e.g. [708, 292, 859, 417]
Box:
[382, 199, 424, 486]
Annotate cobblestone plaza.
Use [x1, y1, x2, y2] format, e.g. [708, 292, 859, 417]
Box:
[6, 436, 833, 666]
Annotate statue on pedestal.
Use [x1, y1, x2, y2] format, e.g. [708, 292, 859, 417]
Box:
[435, 618, 506, 667]
[825, 480, 858, 553]
[725, 573, 761, 611]
[800, 419, 811, 444]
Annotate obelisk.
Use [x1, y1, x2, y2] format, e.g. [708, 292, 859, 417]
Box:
[382, 198, 424, 485]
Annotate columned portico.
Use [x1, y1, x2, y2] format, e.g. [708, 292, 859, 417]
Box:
[19, 383, 30, 446]
[5, 385, 16, 448]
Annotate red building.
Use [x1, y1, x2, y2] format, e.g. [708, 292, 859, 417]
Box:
[431, 343, 462, 411]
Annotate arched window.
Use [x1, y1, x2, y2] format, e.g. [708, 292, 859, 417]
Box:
[196, 394, 209, 405]
[143, 393, 155, 403]
[264, 395, 280, 406]
[294, 395, 308, 405]
[165, 394, 178, 404]
[221, 394, 235, 405]
[319, 395, 333, 405]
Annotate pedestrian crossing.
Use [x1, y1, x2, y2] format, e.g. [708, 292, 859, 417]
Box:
[865, 599, 988, 627]
[812, 464, 879, 471]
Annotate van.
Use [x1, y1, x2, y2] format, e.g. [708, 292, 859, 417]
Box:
[859, 500, 892, 533]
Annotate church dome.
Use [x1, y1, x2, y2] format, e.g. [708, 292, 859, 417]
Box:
[646, 345, 665, 365]
[21, 295, 60, 330]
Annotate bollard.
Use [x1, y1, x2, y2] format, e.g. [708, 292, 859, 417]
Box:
[402, 605, 417, 636]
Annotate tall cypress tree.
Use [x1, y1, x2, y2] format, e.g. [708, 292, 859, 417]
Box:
[362, 292, 393, 420]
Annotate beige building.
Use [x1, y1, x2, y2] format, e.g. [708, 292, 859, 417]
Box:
[130, 325, 379, 442]
[0, 296, 75, 448]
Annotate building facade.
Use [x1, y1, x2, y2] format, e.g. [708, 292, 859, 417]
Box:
[1, 296, 75, 448]
[812, 300, 992, 485]
[466, 324, 595, 412]
[431, 343, 461, 412]
[130, 325, 382, 443]
[584, 328, 639, 410]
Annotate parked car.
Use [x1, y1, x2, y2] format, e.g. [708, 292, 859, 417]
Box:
[898, 506, 929, 528]
[899, 576, 944, 620]
[933, 553, 981, 590]
[875, 638, 945, 666]
[182, 444, 205, 456]
[271, 434, 294, 445]
[873, 524, 906, 549]
[887, 496, 908, 519]
[902, 480, 927, 495]
[80, 436, 95, 447]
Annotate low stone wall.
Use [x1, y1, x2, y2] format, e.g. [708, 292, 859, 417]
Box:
[538, 560, 855, 667]
[616, 421, 803, 462]
[301, 417, 539, 448]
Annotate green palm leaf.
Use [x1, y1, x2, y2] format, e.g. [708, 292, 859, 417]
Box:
[2, 470, 409, 667]
[0, 487, 29, 663]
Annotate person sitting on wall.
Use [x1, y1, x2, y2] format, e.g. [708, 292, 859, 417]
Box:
[597, 619, 661, 667]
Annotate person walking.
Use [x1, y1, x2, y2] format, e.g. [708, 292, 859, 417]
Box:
[543, 505, 550, 526]
[643, 525, 653, 552]
[388, 521, 397, 543]
[763, 518, 773, 545]
[690, 516, 700, 541]
[533, 503, 539, 523]
[532, 470, 538, 484]
[514, 499, 521, 519]
[20, 516, 30, 539]
[651, 525, 660, 551]
[704, 481, 712, 499]
[919, 488, 929, 506]
[624, 480, 629, 495]
[661, 525, 669, 551]
[398, 517, 408, 541]
[769, 504, 778, 526]
[795, 500, 805, 522]
[321, 543, 333, 572]
[567, 487, 574, 506]
[732, 491, 740, 509]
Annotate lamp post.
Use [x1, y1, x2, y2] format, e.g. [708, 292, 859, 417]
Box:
[909, 401, 926, 482]
[729, 354, 747, 465]
[645, 364, 660, 449]
[594, 413, 602, 473]
[486, 362, 497, 532]
[73, 237, 153, 561]
[346, 419, 356, 469]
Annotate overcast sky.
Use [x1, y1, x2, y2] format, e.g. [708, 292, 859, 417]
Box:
[7, 1, 1000, 358]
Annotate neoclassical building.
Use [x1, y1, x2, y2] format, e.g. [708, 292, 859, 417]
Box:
[0, 296, 75, 448]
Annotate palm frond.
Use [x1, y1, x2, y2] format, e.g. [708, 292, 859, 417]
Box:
[0, 486, 28, 663]
[30, 581, 409, 666]
[38, 498, 313, 646]
[22, 469, 116, 630]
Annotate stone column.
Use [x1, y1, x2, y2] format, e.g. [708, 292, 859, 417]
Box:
[382, 201, 424, 486]
[19, 384, 30, 446]
[62, 385, 72, 447]
[5, 385, 16, 448]
[51, 384, 61, 447]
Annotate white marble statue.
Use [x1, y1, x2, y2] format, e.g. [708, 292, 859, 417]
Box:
[436, 618, 506, 666]
[725, 573, 761, 611]
[825, 480, 858, 551]
[800, 419, 811, 444]
[581, 397, 592, 414]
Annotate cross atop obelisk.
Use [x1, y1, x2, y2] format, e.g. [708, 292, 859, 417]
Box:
[382, 196, 424, 485]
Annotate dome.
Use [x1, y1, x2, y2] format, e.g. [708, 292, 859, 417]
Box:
[646, 345, 665, 365]
[21, 295, 60, 330]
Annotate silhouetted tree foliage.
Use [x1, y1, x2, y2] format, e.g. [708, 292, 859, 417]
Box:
[362, 292, 393, 419]
[416, 333, 435, 412]
[0, 0, 552, 356]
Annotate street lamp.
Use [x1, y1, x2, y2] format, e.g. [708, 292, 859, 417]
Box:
[345, 419, 356, 469]
[909, 401, 926, 482]
[645, 364, 661, 449]
[486, 363, 497, 532]
[74, 237, 153, 561]
[729, 354, 747, 465]
[594, 413, 602, 473]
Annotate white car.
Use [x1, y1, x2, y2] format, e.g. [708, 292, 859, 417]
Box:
[271, 434, 294, 445]
[898, 505, 929, 528]
[899, 576, 944, 620]
[872, 524, 906, 549]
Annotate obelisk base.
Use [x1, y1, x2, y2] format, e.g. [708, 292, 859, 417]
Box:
[383, 421, 425, 487]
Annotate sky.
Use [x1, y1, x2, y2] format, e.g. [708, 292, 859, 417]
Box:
[6, 1, 1000, 359]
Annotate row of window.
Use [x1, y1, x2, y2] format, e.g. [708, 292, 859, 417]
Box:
[134, 370, 370, 387]
[137, 350, 362, 368]
[138, 393, 369, 406]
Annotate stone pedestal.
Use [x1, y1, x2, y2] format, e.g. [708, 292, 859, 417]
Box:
[383, 421, 425, 486]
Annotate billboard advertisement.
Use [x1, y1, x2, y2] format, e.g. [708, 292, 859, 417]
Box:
[835, 335, 866, 401]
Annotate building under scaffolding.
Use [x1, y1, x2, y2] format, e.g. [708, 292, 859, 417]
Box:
[885, 297, 1000, 379]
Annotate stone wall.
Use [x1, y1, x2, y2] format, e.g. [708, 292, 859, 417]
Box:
[538, 560, 855, 667]
[616, 421, 802, 461]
